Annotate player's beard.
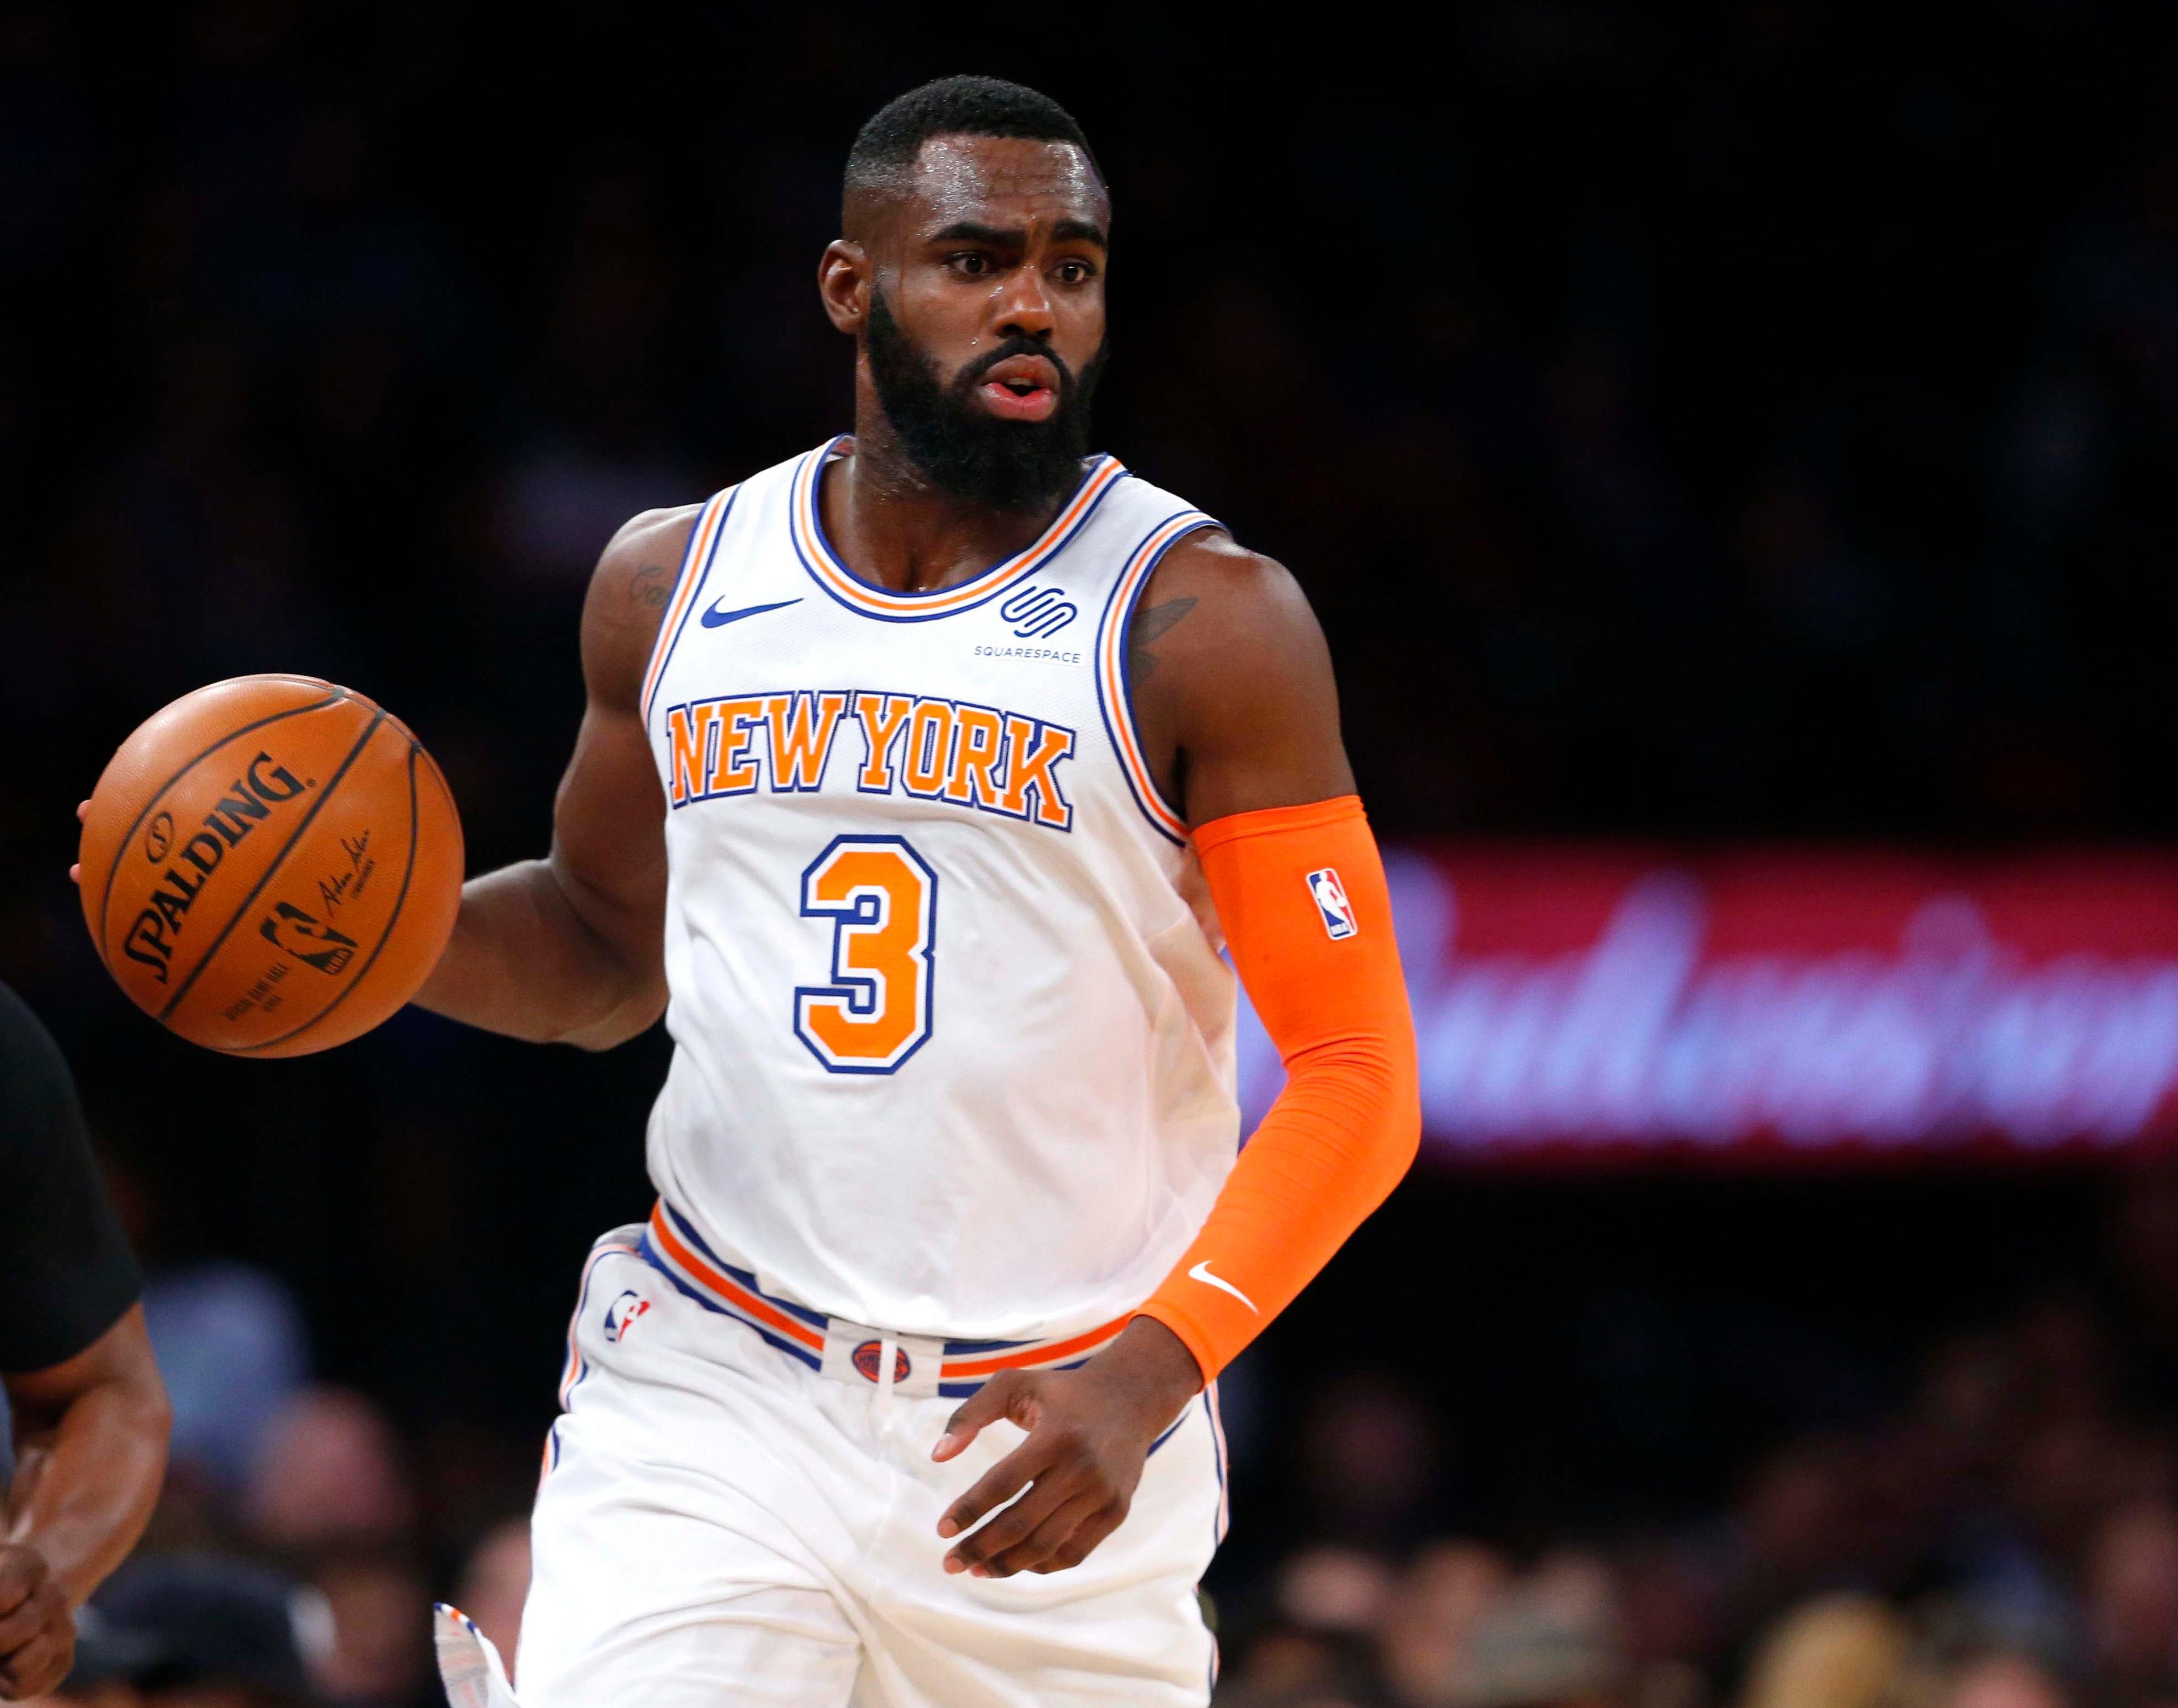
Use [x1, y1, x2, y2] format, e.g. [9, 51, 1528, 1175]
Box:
[864, 289, 1107, 512]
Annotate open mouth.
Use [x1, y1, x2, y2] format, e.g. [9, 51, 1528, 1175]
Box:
[973, 353, 1062, 423]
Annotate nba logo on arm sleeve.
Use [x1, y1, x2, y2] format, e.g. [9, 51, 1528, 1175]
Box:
[1306, 867, 1358, 940]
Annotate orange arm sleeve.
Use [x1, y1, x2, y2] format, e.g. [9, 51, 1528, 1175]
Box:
[1136, 795, 1421, 1381]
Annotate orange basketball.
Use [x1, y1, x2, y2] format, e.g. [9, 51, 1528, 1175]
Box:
[78, 674, 464, 1058]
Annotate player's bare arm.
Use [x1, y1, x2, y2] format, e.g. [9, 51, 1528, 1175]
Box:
[1, 1305, 169, 1699]
[412, 504, 699, 1049]
[1126, 530, 1357, 823]
[931, 542, 1364, 1580]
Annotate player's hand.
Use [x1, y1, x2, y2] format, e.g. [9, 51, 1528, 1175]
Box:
[931, 1317, 1202, 1579]
[69, 799, 87, 885]
[0, 1544, 74, 1699]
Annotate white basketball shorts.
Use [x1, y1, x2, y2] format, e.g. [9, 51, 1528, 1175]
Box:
[516, 1229, 1227, 1707]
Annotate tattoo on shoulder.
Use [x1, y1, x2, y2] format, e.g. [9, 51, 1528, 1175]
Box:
[628, 564, 673, 611]
[1128, 597, 1197, 683]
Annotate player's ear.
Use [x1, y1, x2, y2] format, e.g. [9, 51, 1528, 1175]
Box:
[818, 240, 870, 335]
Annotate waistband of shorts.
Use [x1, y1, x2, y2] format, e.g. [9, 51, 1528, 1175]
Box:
[632, 1200, 1134, 1399]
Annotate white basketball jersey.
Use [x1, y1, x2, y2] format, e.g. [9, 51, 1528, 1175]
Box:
[639, 440, 1240, 1343]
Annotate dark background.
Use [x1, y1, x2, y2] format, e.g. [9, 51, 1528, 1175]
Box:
[6, 4, 2178, 1703]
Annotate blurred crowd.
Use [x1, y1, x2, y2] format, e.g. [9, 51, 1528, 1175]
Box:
[1213, 1291, 2178, 1708]
[45, 1233, 535, 1705]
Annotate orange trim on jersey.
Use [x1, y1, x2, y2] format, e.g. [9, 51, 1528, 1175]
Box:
[938, 1313, 1132, 1380]
[644, 1199, 1132, 1377]
[1137, 795, 1421, 1380]
[791, 439, 1129, 618]
[1095, 509, 1218, 841]
[639, 489, 735, 722]
[645, 1204, 826, 1352]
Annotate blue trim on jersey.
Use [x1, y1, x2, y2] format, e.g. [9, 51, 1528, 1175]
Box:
[1093, 509, 1221, 846]
[940, 1331, 1039, 1355]
[556, 1237, 631, 1412]
[635, 1237, 828, 1372]
[1207, 1385, 1230, 1543]
[647, 1204, 1134, 1397]
[643, 486, 741, 727]
[791, 442, 1128, 623]
[655, 1204, 829, 1329]
[1145, 1406, 1189, 1460]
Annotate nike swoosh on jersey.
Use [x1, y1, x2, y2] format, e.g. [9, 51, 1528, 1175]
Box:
[1187, 1260, 1259, 1313]
[700, 596, 803, 628]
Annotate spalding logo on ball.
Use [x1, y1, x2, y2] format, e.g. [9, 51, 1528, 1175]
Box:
[78, 674, 464, 1058]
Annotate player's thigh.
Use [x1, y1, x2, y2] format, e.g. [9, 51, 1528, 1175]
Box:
[858, 1389, 1227, 1708]
[519, 1238, 870, 1707]
[520, 1444, 862, 1707]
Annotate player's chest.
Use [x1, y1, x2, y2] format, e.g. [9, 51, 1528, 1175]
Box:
[651, 573, 1104, 837]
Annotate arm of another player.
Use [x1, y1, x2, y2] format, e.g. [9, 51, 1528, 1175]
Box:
[932, 534, 1420, 1578]
[410, 506, 701, 1051]
[0, 1306, 170, 1699]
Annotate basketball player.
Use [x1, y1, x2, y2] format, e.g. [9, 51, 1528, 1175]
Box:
[0, 981, 171, 1699]
[417, 77, 1419, 1706]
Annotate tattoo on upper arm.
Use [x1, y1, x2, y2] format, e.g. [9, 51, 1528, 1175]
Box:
[1127, 597, 1197, 683]
[629, 564, 673, 611]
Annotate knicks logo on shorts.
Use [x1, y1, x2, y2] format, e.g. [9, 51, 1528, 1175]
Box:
[852, 1339, 911, 1384]
[602, 1290, 651, 1343]
[1306, 867, 1358, 940]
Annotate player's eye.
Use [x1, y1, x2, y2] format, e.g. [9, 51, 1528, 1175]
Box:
[947, 251, 994, 277]
[1053, 260, 1095, 285]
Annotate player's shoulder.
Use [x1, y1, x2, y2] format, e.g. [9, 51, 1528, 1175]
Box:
[593, 503, 707, 604]
[1128, 516, 1336, 746]
[1142, 522, 1318, 651]
[1154, 525, 1294, 597]
[1097, 466, 1299, 606]
[582, 502, 709, 710]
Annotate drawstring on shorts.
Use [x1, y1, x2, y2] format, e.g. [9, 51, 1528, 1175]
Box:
[876, 1332, 899, 1429]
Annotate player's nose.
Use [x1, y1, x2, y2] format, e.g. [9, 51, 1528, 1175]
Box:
[992, 265, 1057, 341]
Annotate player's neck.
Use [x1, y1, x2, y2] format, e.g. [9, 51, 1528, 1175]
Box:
[820, 426, 1075, 596]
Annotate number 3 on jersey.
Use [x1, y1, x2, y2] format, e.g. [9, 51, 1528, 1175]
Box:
[793, 836, 937, 1073]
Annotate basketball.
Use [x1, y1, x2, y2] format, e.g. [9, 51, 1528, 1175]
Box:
[78, 674, 464, 1058]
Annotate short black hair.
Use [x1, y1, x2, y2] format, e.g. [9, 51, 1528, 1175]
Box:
[843, 75, 1100, 218]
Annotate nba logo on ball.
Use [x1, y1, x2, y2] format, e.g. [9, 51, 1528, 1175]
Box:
[602, 1291, 649, 1343]
[1306, 868, 1358, 940]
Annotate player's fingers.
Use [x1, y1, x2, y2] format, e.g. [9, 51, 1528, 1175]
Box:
[0, 1554, 44, 1618]
[971, 1491, 1103, 1579]
[0, 1581, 56, 1652]
[67, 863, 79, 884]
[76, 800, 88, 823]
[931, 1370, 1033, 1462]
[0, 1587, 65, 1686]
[0, 1606, 38, 1658]
[1027, 1502, 1125, 1574]
[937, 1434, 1050, 1540]
[0, 1621, 67, 1690]
[943, 1475, 1078, 1575]
[0, 1624, 69, 1699]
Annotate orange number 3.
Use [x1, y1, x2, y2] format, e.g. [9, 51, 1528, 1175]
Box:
[794, 836, 938, 1073]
